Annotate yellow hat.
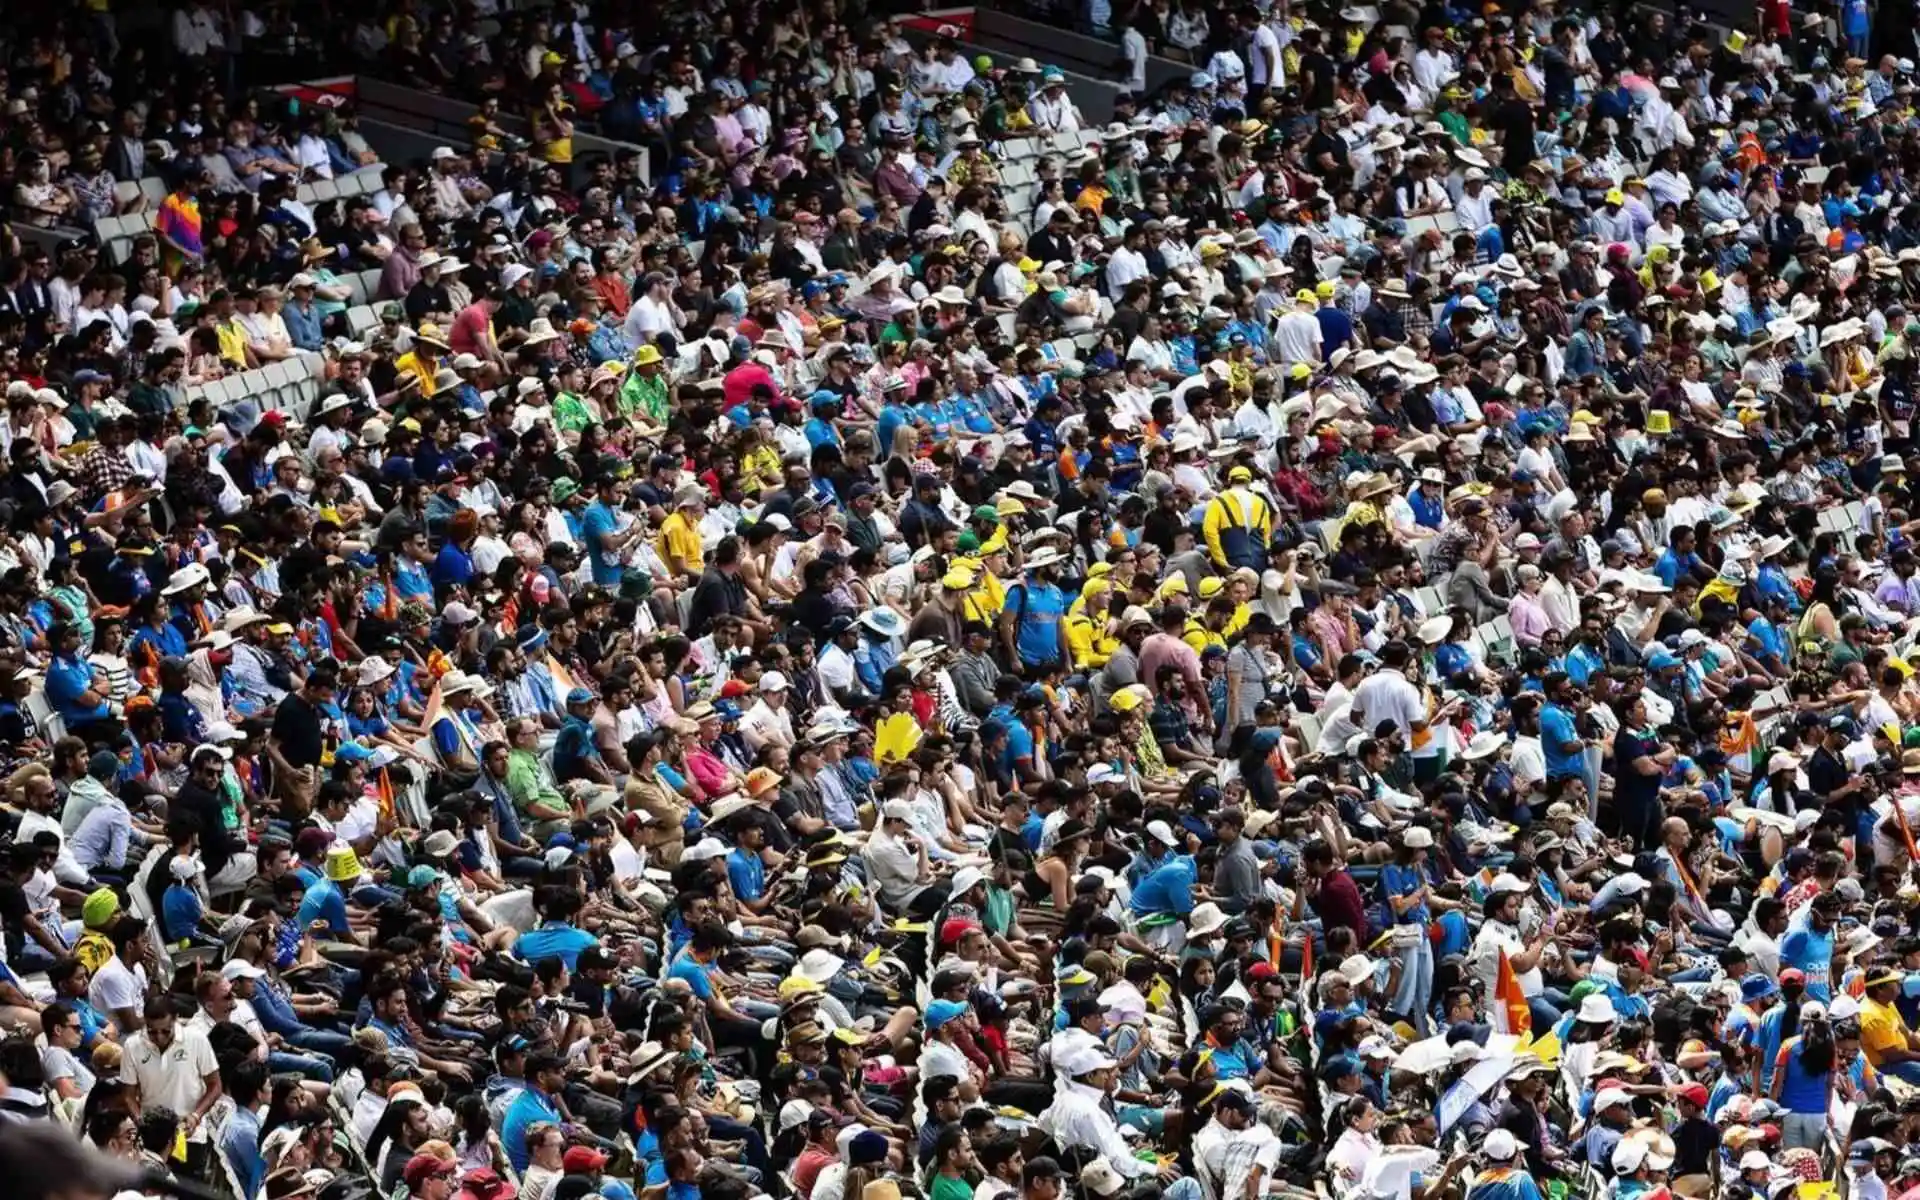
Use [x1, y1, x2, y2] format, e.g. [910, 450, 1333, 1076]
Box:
[1157, 576, 1190, 597]
[1017, 257, 1041, 272]
[980, 528, 1009, 555]
[1109, 684, 1152, 713]
[1199, 243, 1226, 259]
[542, 50, 564, 66]
[778, 975, 824, 1001]
[1083, 578, 1111, 598]
[324, 845, 363, 882]
[633, 345, 663, 366]
[1295, 288, 1318, 304]
[1646, 410, 1673, 434]
[1085, 563, 1113, 580]
[1605, 188, 1625, 205]
[1315, 280, 1337, 299]
[1288, 363, 1311, 380]
[941, 569, 974, 590]
[995, 497, 1027, 516]
[1198, 577, 1225, 598]
[1229, 465, 1254, 483]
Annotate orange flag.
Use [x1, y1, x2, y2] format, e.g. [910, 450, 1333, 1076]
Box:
[1893, 796, 1920, 862]
[1297, 932, 1313, 984]
[1491, 948, 1532, 1036]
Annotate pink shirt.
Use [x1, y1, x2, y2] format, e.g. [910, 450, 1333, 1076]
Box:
[1508, 591, 1551, 646]
[1139, 632, 1203, 700]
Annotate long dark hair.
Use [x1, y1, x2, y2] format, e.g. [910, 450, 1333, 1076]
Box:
[1797, 1013, 1836, 1074]
[365, 1097, 423, 1172]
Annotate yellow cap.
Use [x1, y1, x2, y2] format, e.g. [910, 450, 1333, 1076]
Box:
[778, 975, 824, 1000]
[1109, 684, 1152, 713]
[1198, 577, 1225, 597]
[1086, 563, 1113, 579]
[1605, 188, 1625, 205]
[1229, 465, 1254, 483]
[1315, 280, 1337, 299]
[1295, 288, 1318, 304]
[1289, 363, 1312, 380]
[1646, 410, 1673, 435]
[942, 569, 974, 589]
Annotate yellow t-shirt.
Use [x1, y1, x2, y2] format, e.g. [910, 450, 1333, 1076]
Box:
[1183, 618, 1226, 657]
[216, 319, 250, 368]
[1861, 997, 1909, 1067]
[395, 350, 439, 397]
[657, 511, 704, 574]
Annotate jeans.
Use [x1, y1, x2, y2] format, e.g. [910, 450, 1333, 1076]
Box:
[268, 1049, 335, 1082]
[282, 1027, 353, 1059]
[1393, 932, 1435, 1037]
[1165, 1177, 1202, 1200]
[706, 1115, 774, 1188]
[1781, 1111, 1826, 1151]
[1884, 1061, 1920, 1086]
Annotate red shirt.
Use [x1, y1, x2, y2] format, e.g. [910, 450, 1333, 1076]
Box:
[1312, 867, 1370, 945]
[723, 361, 776, 410]
[447, 302, 493, 357]
[793, 1147, 836, 1199]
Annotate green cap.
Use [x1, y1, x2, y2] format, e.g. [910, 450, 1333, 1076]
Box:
[406, 865, 439, 890]
[552, 477, 580, 502]
[956, 531, 981, 554]
[970, 504, 1000, 524]
[1905, 727, 1920, 749]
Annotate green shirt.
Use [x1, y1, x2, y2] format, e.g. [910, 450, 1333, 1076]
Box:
[620, 372, 669, 424]
[506, 748, 568, 817]
[931, 1175, 972, 1200]
[553, 391, 594, 434]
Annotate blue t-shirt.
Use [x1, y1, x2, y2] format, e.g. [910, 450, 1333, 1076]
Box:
[45, 652, 109, 724]
[666, 947, 715, 999]
[1780, 925, 1835, 1001]
[501, 1086, 564, 1172]
[431, 541, 474, 590]
[1129, 856, 1197, 917]
[582, 501, 623, 585]
[726, 847, 766, 902]
[514, 923, 600, 970]
[161, 884, 204, 943]
[1540, 702, 1584, 778]
[296, 878, 351, 935]
[1007, 580, 1068, 667]
[1380, 862, 1431, 924]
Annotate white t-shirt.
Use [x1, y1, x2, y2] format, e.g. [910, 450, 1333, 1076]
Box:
[1249, 24, 1282, 87]
[120, 1028, 218, 1139]
[816, 644, 858, 698]
[336, 796, 381, 847]
[1349, 672, 1424, 739]
[89, 955, 147, 1017]
[922, 1039, 974, 1084]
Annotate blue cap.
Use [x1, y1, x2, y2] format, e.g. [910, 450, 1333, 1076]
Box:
[1646, 649, 1681, 670]
[802, 281, 827, 299]
[334, 742, 376, 764]
[547, 832, 577, 851]
[1318, 1053, 1363, 1082]
[602, 1184, 638, 1200]
[566, 687, 596, 706]
[715, 700, 742, 721]
[1741, 973, 1778, 1001]
[925, 999, 969, 1029]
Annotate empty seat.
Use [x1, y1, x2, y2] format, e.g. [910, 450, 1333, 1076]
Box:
[304, 178, 339, 204]
[139, 176, 168, 206]
[345, 305, 377, 335]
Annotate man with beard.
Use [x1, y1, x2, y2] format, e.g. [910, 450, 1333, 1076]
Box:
[999, 546, 1070, 676]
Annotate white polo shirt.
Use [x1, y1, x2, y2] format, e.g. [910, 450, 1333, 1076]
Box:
[120, 1026, 218, 1140]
